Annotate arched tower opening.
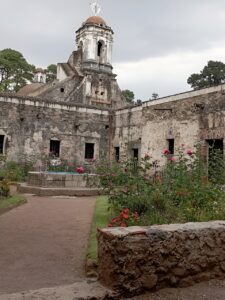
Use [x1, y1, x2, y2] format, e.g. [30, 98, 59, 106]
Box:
[97, 41, 103, 57]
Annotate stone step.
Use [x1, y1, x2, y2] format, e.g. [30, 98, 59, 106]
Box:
[18, 183, 102, 197]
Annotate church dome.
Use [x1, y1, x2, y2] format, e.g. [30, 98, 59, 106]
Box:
[84, 16, 106, 26]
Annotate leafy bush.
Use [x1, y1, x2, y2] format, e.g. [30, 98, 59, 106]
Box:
[97, 146, 225, 226]
[0, 160, 34, 182]
[0, 178, 10, 198]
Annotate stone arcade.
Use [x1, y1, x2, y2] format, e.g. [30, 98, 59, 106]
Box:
[1, 11, 225, 166]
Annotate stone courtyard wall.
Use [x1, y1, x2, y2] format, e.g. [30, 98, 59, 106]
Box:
[0, 94, 109, 166]
[113, 84, 225, 164]
[98, 221, 225, 294]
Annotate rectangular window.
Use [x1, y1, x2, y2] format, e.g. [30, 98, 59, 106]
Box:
[114, 147, 120, 162]
[50, 140, 60, 157]
[85, 143, 95, 159]
[167, 139, 175, 155]
[0, 135, 4, 154]
[133, 148, 139, 160]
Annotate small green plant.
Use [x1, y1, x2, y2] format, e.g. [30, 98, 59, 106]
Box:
[0, 178, 10, 197]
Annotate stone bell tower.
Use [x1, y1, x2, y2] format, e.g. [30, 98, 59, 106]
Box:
[43, 0, 126, 109]
[76, 2, 113, 74]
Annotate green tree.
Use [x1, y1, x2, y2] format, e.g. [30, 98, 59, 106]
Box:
[122, 89, 135, 104]
[0, 48, 35, 92]
[187, 60, 225, 90]
[152, 93, 159, 100]
[46, 64, 57, 83]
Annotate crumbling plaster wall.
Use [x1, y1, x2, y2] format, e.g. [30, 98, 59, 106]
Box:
[113, 106, 143, 160]
[0, 95, 109, 165]
[113, 85, 225, 163]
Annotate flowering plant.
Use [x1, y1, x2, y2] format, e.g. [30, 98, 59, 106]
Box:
[108, 208, 139, 227]
[76, 166, 85, 174]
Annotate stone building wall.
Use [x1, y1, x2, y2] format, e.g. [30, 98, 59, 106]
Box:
[113, 84, 225, 164]
[0, 94, 109, 166]
[98, 221, 225, 294]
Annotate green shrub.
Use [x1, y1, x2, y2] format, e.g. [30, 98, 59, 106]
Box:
[0, 160, 34, 182]
[97, 146, 225, 226]
[0, 179, 10, 198]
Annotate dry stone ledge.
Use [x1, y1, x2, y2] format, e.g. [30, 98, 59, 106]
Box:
[98, 221, 225, 294]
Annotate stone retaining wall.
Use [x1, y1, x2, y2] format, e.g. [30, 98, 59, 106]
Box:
[98, 222, 225, 294]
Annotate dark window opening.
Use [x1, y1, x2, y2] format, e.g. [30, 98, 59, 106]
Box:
[97, 41, 103, 57]
[115, 147, 120, 162]
[133, 148, 139, 160]
[85, 143, 94, 159]
[0, 135, 4, 154]
[50, 140, 60, 157]
[105, 125, 109, 129]
[95, 91, 99, 94]
[60, 88, 64, 93]
[167, 139, 175, 155]
[101, 92, 104, 96]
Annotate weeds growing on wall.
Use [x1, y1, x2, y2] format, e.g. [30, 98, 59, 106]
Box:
[97, 145, 225, 226]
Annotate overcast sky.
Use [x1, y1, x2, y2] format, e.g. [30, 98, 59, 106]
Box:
[1, 0, 225, 100]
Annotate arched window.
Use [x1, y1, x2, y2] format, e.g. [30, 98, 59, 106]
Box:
[97, 41, 103, 57]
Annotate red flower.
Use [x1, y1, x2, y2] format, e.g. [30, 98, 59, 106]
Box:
[120, 222, 127, 227]
[163, 149, 170, 155]
[120, 212, 129, 219]
[111, 217, 120, 224]
[187, 149, 193, 156]
[108, 223, 113, 227]
[76, 166, 85, 174]
[123, 208, 129, 214]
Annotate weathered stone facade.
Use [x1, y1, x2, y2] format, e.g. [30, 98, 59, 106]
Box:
[1, 14, 225, 166]
[113, 84, 225, 164]
[0, 94, 109, 165]
[98, 221, 225, 294]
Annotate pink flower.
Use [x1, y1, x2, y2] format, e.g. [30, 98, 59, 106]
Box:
[187, 149, 193, 156]
[168, 156, 175, 162]
[144, 153, 151, 159]
[163, 149, 170, 155]
[76, 166, 85, 174]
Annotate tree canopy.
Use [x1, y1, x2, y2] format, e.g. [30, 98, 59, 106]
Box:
[46, 64, 57, 83]
[0, 48, 35, 92]
[122, 89, 135, 104]
[187, 60, 225, 90]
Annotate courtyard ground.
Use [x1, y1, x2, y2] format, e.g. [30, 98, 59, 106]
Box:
[1, 194, 225, 299]
[0, 195, 96, 294]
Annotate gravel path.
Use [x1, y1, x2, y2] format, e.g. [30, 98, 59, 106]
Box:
[0, 195, 96, 294]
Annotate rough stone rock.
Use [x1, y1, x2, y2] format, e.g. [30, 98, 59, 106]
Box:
[98, 221, 225, 294]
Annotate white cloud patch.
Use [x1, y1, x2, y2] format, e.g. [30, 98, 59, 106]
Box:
[115, 45, 225, 100]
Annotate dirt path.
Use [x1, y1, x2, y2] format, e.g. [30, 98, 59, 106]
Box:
[0, 195, 96, 294]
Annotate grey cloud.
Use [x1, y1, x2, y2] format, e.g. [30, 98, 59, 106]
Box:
[1, 0, 225, 98]
[1, 0, 225, 64]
